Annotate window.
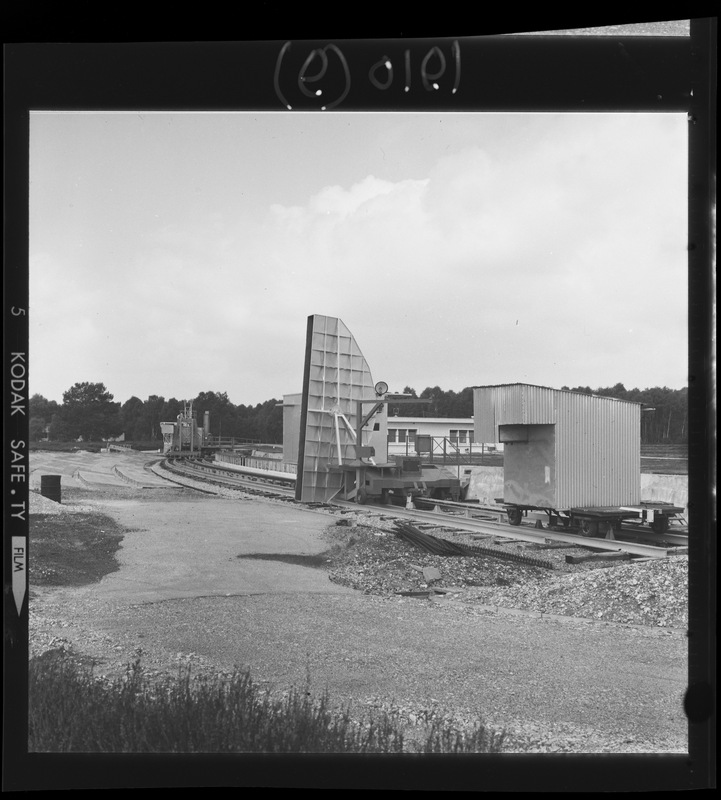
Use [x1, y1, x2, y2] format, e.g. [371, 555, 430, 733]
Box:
[449, 429, 459, 443]
[398, 429, 407, 443]
[387, 429, 397, 443]
[408, 429, 417, 442]
[458, 430, 467, 444]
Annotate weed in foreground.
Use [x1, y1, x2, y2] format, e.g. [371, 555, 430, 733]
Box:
[28, 652, 503, 754]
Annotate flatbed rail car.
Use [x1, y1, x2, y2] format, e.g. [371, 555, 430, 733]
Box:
[499, 501, 685, 536]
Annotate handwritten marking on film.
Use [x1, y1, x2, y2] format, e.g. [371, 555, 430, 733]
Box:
[275, 40, 461, 111]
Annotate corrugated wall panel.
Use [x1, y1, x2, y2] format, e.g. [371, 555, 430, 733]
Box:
[555, 392, 640, 508]
[473, 389, 497, 442]
[474, 384, 557, 436]
[519, 385, 558, 425]
[473, 385, 641, 509]
[494, 384, 525, 426]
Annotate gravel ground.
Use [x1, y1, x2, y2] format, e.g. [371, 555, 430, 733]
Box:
[319, 520, 689, 629]
[27, 481, 689, 755]
[148, 460, 690, 629]
[29, 484, 689, 630]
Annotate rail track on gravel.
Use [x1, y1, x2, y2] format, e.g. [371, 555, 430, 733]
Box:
[156, 457, 688, 562]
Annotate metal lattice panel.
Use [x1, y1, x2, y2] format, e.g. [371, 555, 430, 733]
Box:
[296, 315, 383, 503]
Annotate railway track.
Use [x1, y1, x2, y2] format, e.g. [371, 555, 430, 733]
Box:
[157, 458, 297, 499]
[157, 457, 688, 560]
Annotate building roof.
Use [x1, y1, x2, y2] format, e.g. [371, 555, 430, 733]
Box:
[473, 383, 642, 405]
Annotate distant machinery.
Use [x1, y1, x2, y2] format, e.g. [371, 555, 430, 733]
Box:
[160, 402, 210, 455]
[291, 314, 460, 505]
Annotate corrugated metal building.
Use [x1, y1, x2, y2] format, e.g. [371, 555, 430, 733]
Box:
[473, 384, 641, 509]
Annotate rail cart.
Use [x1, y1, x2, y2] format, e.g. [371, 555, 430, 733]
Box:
[499, 500, 685, 537]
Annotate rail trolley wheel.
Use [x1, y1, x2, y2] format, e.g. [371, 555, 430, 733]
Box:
[651, 515, 670, 534]
[506, 507, 523, 526]
[579, 519, 598, 537]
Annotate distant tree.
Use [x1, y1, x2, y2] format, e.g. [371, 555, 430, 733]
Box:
[596, 383, 629, 400]
[50, 380, 686, 448]
[235, 403, 256, 440]
[160, 398, 183, 429]
[138, 395, 166, 440]
[192, 391, 235, 439]
[420, 386, 444, 416]
[29, 417, 47, 442]
[389, 386, 420, 417]
[390, 386, 473, 418]
[254, 398, 283, 443]
[29, 394, 59, 441]
[50, 382, 122, 441]
[456, 386, 475, 417]
[47, 411, 72, 442]
[30, 393, 60, 421]
[120, 396, 147, 441]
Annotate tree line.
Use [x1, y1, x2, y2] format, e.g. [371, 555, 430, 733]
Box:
[29, 384, 283, 445]
[30, 381, 689, 446]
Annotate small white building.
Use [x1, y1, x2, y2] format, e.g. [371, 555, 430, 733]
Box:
[385, 416, 501, 457]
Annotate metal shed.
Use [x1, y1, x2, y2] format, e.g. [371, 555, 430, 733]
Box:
[473, 384, 641, 510]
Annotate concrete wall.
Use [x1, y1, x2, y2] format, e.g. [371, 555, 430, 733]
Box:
[640, 473, 688, 512]
[465, 467, 504, 505]
[464, 465, 688, 512]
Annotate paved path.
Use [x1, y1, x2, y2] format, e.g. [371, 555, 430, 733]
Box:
[79, 493, 357, 604]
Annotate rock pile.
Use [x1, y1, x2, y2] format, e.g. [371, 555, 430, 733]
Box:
[465, 554, 688, 628]
[322, 521, 688, 629]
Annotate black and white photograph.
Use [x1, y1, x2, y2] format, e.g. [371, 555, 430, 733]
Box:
[4, 20, 715, 792]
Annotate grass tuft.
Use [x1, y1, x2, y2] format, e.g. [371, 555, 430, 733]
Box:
[29, 652, 504, 754]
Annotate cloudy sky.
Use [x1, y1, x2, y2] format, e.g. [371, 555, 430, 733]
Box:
[29, 110, 688, 407]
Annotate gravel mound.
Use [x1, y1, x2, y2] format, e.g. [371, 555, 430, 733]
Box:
[465, 555, 688, 628]
[321, 521, 688, 629]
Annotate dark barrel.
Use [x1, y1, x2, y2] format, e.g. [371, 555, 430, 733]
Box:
[40, 474, 62, 504]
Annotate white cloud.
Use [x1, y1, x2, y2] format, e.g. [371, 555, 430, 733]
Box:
[28, 112, 688, 404]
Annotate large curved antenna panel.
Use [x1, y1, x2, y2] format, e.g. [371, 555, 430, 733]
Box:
[295, 315, 387, 503]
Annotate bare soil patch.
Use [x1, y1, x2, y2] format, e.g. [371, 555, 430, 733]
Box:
[29, 512, 125, 586]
